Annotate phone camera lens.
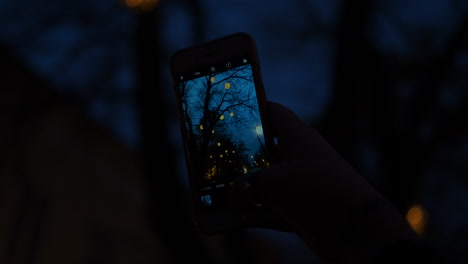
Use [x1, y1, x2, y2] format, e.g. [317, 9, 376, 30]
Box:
[226, 62, 231, 68]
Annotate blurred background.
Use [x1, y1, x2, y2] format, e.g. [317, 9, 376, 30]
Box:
[0, 0, 467, 263]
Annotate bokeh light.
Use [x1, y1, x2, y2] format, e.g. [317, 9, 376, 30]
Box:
[406, 204, 427, 236]
[125, 0, 160, 11]
[254, 125, 263, 135]
[125, 0, 144, 7]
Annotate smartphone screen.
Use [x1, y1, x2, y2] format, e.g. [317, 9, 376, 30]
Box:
[177, 55, 270, 212]
[171, 33, 275, 234]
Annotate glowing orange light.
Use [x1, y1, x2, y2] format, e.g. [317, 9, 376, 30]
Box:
[125, 0, 159, 11]
[406, 204, 427, 236]
[126, 0, 144, 7]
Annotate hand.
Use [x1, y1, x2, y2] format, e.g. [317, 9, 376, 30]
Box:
[231, 101, 420, 264]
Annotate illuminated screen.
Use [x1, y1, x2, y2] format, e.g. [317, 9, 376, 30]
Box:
[178, 59, 270, 211]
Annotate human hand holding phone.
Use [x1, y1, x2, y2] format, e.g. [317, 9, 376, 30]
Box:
[171, 32, 441, 264]
[231, 101, 424, 264]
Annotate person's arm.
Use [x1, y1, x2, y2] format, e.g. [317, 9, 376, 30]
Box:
[232, 101, 444, 264]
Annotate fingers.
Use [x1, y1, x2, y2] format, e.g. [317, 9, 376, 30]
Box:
[229, 167, 294, 232]
[230, 100, 361, 232]
[253, 158, 384, 229]
[266, 101, 310, 144]
[266, 100, 337, 161]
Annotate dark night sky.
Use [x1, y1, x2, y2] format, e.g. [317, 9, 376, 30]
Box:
[1, 0, 467, 263]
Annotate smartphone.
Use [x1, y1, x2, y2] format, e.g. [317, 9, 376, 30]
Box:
[170, 32, 275, 234]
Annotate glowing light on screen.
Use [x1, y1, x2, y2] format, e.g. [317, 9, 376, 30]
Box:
[254, 125, 263, 136]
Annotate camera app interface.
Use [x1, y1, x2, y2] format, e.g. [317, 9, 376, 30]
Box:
[178, 58, 270, 211]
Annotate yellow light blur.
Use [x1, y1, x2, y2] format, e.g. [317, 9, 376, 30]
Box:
[210, 76, 215, 83]
[220, 154, 223, 158]
[217, 142, 221, 146]
[204, 165, 216, 180]
[225, 150, 228, 153]
[225, 82, 231, 89]
[232, 150, 235, 153]
[406, 204, 427, 236]
[230, 112, 234, 117]
[199, 124, 203, 130]
[219, 114, 225, 120]
[212, 129, 215, 134]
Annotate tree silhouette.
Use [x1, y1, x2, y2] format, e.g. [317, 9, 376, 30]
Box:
[204, 133, 250, 183]
[179, 64, 265, 188]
